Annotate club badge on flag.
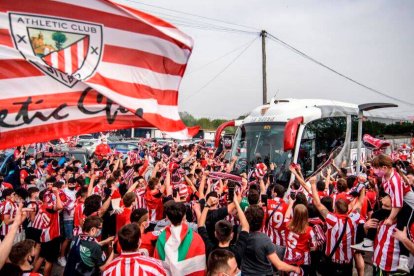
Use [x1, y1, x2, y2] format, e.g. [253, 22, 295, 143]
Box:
[0, 0, 199, 149]
[9, 13, 102, 87]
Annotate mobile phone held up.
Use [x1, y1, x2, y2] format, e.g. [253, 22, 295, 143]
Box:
[261, 194, 268, 206]
[227, 182, 235, 203]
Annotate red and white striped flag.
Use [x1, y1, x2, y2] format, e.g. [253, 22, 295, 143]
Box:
[0, 0, 198, 149]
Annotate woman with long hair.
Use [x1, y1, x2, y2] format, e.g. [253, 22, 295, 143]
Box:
[283, 204, 317, 275]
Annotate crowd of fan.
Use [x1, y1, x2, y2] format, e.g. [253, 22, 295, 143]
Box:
[1, 138, 414, 276]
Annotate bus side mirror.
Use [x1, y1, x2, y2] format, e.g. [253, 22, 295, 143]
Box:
[284, 117, 303, 151]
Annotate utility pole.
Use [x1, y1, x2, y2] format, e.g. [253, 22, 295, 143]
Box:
[261, 30, 267, 105]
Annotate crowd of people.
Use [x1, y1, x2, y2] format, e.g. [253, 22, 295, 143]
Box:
[0, 137, 414, 276]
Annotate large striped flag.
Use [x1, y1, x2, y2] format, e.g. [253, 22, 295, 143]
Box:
[0, 0, 198, 149]
[154, 223, 206, 276]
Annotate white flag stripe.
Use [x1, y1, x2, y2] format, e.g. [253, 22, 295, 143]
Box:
[0, 76, 88, 99]
[87, 82, 181, 120]
[77, 38, 84, 69]
[0, 104, 122, 132]
[64, 46, 72, 74]
[104, 27, 191, 64]
[54, 0, 193, 49]
[0, 46, 25, 59]
[51, 52, 58, 68]
[97, 61, 182, 91]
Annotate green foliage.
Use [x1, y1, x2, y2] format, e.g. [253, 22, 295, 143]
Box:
[351, 117, 414, 139]
[51, 32, 67, 50]
[179, 112, 234, 132]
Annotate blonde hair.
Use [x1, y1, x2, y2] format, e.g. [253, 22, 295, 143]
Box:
[288, 204, 309, 234]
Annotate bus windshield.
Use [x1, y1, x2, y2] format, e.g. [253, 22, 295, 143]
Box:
[231, 123, 292, 184]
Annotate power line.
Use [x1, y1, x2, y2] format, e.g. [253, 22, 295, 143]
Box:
[186, 37, 259, 75]
[132, 7, 258, 35]
[266, 33, 414, 107]
[122, 0, 260, 32]
[181, 36, 259, 104]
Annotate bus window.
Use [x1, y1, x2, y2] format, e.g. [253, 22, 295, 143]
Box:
[298, 117, 346, 177]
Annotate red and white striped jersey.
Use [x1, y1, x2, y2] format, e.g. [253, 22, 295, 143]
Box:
[325, 211, 361, 264]
[382, 169, 411, 208]
[31, 207, 51, 230]
[283, 225, 316, 265]
[264, 198, 288, 246]
[373, 222, 400, 272]
[39, 205, 60, 242]
[134, 187, 147, 210]
[103, 252, 166, 276]
[34, 167, 46, 180]
[1, 199, 19, 236]
[26, 200, 40, 227]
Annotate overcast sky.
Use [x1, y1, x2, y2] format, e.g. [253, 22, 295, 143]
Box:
[119, 0, 414, 119]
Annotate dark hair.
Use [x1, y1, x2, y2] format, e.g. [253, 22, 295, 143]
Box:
[84, 194, 102, 216]
[293, 192, 308, 209]
[207, 249, 235, 276]
[346, 175, 357, 190]
[148, 178, 159, 190]
[372, 154, 393, 168]
[272, 184, 285, 198]
[14, 188, 28, 200]
[122, 192, 136, 208]
[76, 186, 88, 199]
[9, 239, 35, 265]
[130, 208, 149, 224]
[335, 199, 348, 214]
[206, 191, 218, 202]
[45, 176, 56, 184]
[214, 220, 233, 243]
[337, 179, 348, 192]
[2, 188, 14, 199]
[83, 216, 103, 232]
[24, 175, 37, 184]
[245, 205, 263, 232]
[118, 223, 141, 252]
[106, 177, 116, 187]
[321, 196, 334, 212]
[316, 180, 325, 192]
[164, 201, 186, 226]
[247, 189, 260, 205]
[27, 187, 39, 197]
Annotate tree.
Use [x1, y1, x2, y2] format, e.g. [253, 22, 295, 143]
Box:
[52, 32, 67, 50]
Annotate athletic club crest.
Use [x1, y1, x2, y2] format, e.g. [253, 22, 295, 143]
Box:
[9, 13, 103, 87]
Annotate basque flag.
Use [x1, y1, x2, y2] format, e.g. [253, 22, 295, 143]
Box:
[0, 0, 198, 149]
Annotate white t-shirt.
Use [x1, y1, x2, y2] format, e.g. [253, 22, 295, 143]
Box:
[63, 188, 77, 221]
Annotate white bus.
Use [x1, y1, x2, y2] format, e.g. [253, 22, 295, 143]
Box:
[216, 98, 408, 186]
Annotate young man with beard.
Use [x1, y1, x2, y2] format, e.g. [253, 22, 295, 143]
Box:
[58, 177, 78, 266]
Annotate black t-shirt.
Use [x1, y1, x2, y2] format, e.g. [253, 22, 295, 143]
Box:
[199, 198, 229, 243]
[241, 232, 276, 276]
[198, 227, 249, 267]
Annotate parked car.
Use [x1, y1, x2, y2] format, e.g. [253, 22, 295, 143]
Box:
[108, 142, 139, 154]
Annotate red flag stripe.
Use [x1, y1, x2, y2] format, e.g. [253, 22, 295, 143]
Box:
[103, 45, 185, 76]
[0, 115, 151, 149]
[0, 28, 12, 48]
[71, 39, 78, 74]
[0, 90, 104, 114]
[0, 0, 192, 50]
[57, 47, 65, 72]
[0, 59, 43, 79]
[0, 107, 187, 134]
[87, 73, 178, 106]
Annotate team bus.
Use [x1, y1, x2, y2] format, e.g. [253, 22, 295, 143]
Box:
[215, 98, 409, 186]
